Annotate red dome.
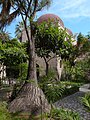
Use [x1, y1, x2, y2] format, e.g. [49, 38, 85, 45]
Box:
[37, 14, 64, 28]
[66, 28, 73, 36]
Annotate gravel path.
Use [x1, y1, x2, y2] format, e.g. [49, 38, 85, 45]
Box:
[54, 92, 90, 120]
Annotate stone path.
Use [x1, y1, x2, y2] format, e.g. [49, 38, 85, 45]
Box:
[54, 92, 90, 120]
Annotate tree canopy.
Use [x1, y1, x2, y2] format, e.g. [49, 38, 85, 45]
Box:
[35, 21, 74, 75]
[35, 22, 74, 59]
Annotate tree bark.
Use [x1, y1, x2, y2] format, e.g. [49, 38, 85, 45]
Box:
[26, 35, 37, 83]
[8, 41, 51, 115]
[8, 22, 51, 115]
[43, 57, 49, 76]
[8, 82, 51, 115]
[46, 62, 49, 76]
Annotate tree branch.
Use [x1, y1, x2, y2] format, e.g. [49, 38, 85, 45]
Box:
[31, 0, 38, 18]
[47, 55, 56, 62]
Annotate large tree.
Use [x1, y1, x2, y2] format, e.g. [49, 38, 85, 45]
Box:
[77, 33, 90, 55]
[0, 38, 27, 84]
[15, 21, 25, 40]
[0, 0, 52, 115]
[35, 22, 73, 76]
[65, 33, 90, 67]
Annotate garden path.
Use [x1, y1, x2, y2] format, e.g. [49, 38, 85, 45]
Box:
[55, 92, 90, 120]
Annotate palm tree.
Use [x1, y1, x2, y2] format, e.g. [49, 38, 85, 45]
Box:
[86, 32, 90, 40]
[15, 21, 30, 42]
[0, 30, 10, 43]
[15, 21, 24, 40]
[0, 0, 20, 29]
[0, 0, 52, 115]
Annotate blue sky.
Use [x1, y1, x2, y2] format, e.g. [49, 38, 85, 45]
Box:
[7, 0, 90, 38]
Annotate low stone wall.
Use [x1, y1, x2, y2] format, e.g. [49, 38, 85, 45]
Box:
[79, 84, 90, 92]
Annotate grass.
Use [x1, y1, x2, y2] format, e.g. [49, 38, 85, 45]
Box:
[0, 101, 29, 120]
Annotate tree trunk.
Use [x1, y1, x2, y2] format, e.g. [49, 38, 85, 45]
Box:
[43, 57, 49, 76]
[8, 82, 51, 115]
[8, 23, 51, 115]
[46, 62, 49, 76]
[26, 35, 37, 83]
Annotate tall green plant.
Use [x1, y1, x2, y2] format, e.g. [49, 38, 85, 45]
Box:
[35, 22, 73, 75]
[81, 92, 90, 112]
[0, 39, 28, 78]
[0, 102, 12, 120]
[39, 70, 64, 103]
[62, 57, 90, 82]
[48, 108, 81, 120]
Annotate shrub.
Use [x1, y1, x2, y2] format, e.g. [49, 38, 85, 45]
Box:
[39, 70, 83, 103]
[39, 70, 64, 103]
[60, 81, 82, 97]
[31, 108, 81, 120]
[81, 92, 90, 112]
[0, 102, 28, 120]
[48, 108, 81, 120]
[0, 102, 12, 120]
[61, 58, 90, 82]
[44, 83, 64, 103]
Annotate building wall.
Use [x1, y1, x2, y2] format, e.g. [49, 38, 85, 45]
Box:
[21, 30, 30, 42]
[36, 54, 58, 76]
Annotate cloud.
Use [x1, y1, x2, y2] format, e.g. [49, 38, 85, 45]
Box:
[49, 0, 90, 19]
[59, 0, 86, 11]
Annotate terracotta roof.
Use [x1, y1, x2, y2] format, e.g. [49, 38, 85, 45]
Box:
[37, 14, 64, 28]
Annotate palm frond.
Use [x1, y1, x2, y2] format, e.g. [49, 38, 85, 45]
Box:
[7, 8, 20, 25]
[0, 8, 20, 28]
[37, 0, 52, 11]
[81, 92, 90, 111]
[0, 0, 20, 28]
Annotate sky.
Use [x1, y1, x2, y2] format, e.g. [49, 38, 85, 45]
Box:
[6, 0, 90, 38]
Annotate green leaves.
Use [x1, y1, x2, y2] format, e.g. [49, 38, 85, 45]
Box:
[0, 38, 28, 79]
[0, 102, 12, 120]
[0, 38, 28, 67]
[49, 108, 81, 120]
[38, 70, 65, 103]
[81, 92, 90, 112]
[35, 21, 74, 60]
[44, 83, 64, 103]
